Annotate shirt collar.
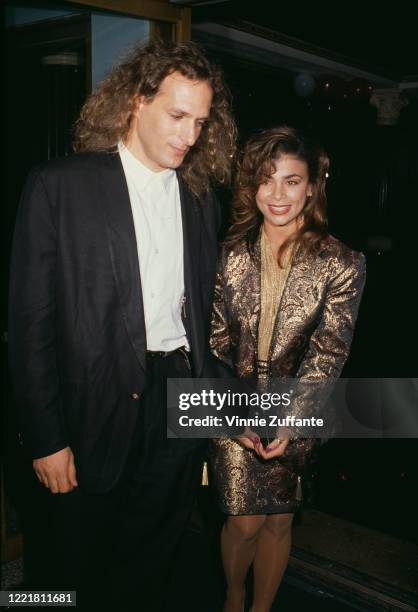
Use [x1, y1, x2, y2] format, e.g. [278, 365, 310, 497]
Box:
[118, 141, 175, 195]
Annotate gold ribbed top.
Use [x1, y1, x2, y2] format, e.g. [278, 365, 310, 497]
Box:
[257, 228, 294, 376]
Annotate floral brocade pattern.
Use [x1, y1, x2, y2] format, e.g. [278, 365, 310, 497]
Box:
[209, 232, 366, 515]
[209, 437, 319, 515]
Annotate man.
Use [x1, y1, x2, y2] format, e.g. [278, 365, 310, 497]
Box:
[9, 39, 236, 609]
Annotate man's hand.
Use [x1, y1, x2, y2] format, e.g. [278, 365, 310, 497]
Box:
[33, 447, 78, 494]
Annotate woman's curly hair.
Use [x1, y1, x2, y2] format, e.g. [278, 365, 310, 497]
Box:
[225, 126, 330, 264]
[73, 38, 237, 197]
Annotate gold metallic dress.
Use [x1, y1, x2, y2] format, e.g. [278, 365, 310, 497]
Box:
[209, 229, 366, 515]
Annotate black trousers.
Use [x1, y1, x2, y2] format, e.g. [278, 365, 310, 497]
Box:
[24, 350, 204, 611]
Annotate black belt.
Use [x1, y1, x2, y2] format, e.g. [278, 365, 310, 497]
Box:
[146, 346, 189, 359]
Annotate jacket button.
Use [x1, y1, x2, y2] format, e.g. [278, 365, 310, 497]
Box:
[131, 393, 140, 400]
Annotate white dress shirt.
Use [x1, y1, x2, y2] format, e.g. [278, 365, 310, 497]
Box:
[118, 142, 188, 351]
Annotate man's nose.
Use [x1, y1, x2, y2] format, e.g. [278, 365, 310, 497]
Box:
[181, 122, 197, 147]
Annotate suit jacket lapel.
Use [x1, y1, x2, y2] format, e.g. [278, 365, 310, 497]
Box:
[177, 174, 203, 374]
[270, 246, 318, 363]
[243, 232, 261, 349]
[98, 152, 147, 372]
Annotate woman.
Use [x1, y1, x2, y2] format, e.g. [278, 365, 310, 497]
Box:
[209, 126, 366, 612]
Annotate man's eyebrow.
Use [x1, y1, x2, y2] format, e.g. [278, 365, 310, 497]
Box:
[168, 108, 209, 120]
[282, 173, 304, 179]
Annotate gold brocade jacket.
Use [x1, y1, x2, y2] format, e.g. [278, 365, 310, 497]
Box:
[210, 233, 366, 423]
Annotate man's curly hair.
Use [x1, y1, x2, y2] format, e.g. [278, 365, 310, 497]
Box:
[73, 38, 237, 196]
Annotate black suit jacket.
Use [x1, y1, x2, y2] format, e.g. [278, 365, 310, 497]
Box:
[8, 152, 220, 493]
